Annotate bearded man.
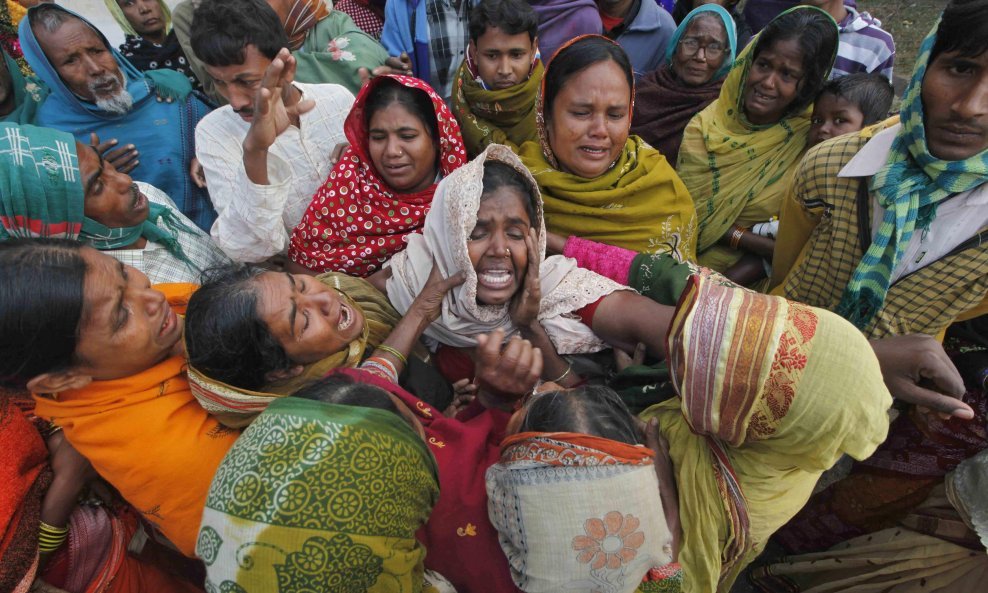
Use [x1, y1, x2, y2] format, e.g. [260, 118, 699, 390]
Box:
[18, 3, 216, 230]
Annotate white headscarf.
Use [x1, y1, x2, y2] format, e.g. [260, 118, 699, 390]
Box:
[386, 144, 626, 354]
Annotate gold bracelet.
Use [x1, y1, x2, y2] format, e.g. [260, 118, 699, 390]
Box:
[729, 226, 745, 250]
[376, 344, 408, 365]
[550, 365, 573, 384]
[39, 521, 68, 536]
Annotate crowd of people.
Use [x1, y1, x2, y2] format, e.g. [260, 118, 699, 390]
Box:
[0, 0, 985, 592]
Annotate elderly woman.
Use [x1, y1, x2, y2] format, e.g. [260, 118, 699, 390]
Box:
[631, 4, 737, 165]
[517, 35, 697, 261]
[103, 0, 202, 90]
[0, 123, 228, 284]
[484, 272, 893, 593]
[677, 6, 838, 284]
[0, 238, 239, 559]
[288, 74, 467, 277]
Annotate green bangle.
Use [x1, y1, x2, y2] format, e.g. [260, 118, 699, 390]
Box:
[377, 344, 408, 365]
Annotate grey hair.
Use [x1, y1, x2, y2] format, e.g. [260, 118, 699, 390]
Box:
[28, 4, 79, 35]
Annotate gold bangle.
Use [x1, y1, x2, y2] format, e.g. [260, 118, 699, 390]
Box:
[39, 521, 68, 536]
[376, 344, 408, 365]
[729, 226, 745, 250]
[550, 365, 573, 384]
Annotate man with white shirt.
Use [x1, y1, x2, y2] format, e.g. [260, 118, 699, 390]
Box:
[770, 0, 988, 418]
[190, 0, 354, 263]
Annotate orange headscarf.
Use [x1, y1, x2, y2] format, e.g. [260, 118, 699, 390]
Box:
[32, 284, 239, 557]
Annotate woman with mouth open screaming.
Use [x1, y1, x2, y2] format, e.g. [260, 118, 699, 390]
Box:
[677, 6, 838, 287]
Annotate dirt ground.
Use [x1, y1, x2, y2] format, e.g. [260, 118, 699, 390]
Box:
[865, 0, 949, 96]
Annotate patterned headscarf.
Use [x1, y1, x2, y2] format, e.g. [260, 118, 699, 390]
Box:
[837, 18, 988, 328]
[0, 122, 196, 268]
[486, 432, 676, 592]
[198, 397, 440, 592]
[289, 75, 467, 277]
[283, 0, 331, 51]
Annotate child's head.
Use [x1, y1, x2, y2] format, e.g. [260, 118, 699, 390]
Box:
[510, 385, 642, 445]
[292, 373, 427, 439]
[467, 0, 539, 90]
[808, 73, 894, 147]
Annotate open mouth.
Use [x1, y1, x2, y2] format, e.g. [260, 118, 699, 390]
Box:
[338, 303, 354, 331]
[477, 269, 514, 289]
[159, 307, 176, 337]
[751, 89, 776, 105]
[579, 146, 609, 159]
[130, 185, 147, 210]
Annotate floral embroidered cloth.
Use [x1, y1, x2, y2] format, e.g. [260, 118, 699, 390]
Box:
[486, 432, 675, 593]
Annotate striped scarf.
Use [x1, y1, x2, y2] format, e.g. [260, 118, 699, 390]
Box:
[837, 18, 988, 327]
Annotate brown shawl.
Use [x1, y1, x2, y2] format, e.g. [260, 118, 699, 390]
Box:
[630, 64, 723, 165]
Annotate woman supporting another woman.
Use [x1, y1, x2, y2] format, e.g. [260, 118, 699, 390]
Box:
[677, 6, 838, 285]
[517, 35, 698, 261]
[631, 4, 737, 166]
[288, 75, 467, 277]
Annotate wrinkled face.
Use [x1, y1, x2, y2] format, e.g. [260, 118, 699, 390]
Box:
[76, 141, 149, 229]
[73, 247, 184, 381]
[921, 48, 988, 161]
[743, 37, 805, 125]
[204, 45, 272, 123]
[467, 186, 533, 306]
[671, 15, 729, 87]
[808, 93, 865, 147]
[470, 26, 536, 90]
[35, 18, 126, 103]
[546, 60, 631, 179]
[254, 272, 366, 365]
[116, 0, 166, 38]
[367, 101, 438, 193]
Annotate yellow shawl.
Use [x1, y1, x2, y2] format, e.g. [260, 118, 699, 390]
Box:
[519, 134, 697, 259]
[677, 36, 826, 271]
[640, 271, 891, 592]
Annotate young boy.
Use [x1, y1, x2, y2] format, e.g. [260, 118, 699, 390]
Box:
[808, 72, 895, 147]
[800, 0, 896, 79]
[451, 0, 542, 157]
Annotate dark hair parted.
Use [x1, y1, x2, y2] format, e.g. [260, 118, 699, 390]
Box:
[752, 7, 839, 119]
[481, 160, 538, 226]
[190, 0, 289, 66]
[292, 373, 401, 416]
[0, 238, 87, 389]
[363, 78, 440, 142]
[818, 72, 894, 126]
[931, 0, 988, 61]
[542, 36, 634, 122]
[520, 385, 641, 445]
[184, 264, 292, 391]
[468, 0, 539, 42]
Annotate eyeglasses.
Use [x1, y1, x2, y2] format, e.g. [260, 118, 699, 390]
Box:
[678, 37, 726, 58]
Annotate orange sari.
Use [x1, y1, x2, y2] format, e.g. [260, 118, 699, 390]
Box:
[32, 284, 239, 557]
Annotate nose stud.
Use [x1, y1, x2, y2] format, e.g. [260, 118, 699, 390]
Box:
[505, 248, 511, 256]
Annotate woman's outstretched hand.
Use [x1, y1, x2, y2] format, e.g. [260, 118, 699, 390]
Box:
[509, 228, 542, 329]
[474, 328, 543, 409]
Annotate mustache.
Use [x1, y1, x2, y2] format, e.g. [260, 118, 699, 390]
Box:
[87, 73, 122, 95]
